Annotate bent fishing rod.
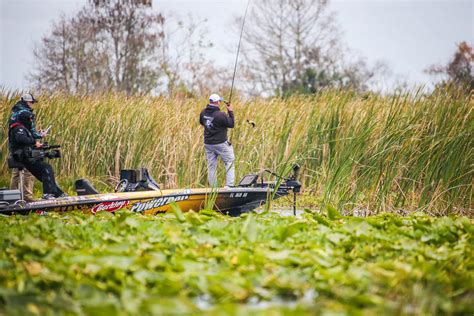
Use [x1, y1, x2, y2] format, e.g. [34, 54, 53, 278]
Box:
[228, 0, 251, 105]
[225, 0, 255, 129]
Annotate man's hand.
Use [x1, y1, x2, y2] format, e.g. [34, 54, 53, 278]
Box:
[35, 141, 43, 148]
[39, 125, 51, 137]
[225, 102, 234, 112]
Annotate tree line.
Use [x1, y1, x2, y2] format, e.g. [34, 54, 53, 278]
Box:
[30, 0, 473, 97]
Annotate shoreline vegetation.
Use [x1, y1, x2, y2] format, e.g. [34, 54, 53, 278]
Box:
[0, 87, 472, 215]
[0, 211, 472, 314]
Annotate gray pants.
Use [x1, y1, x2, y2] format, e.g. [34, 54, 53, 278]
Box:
[204, 141, 235, 187]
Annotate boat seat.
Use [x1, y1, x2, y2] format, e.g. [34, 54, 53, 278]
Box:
[117, 168, 160, 192]
[75, 179, 100, 196]
[7, 157, 25, 170]
[7, 156, 26, 201]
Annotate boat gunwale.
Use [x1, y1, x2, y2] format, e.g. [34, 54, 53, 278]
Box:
[6, 186, 278, 212]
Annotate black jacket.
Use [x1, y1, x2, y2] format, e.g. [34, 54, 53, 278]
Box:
[8, 123, 36, 161]
[199, 105, 234, 144]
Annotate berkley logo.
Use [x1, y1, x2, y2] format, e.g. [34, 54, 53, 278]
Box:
[131, 195, 189, 213]
[91, 201, 130, 214]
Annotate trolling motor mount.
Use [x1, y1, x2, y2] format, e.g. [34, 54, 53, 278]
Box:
[237, 164, 301, 193]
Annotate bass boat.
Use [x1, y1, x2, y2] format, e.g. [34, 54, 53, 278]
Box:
[0, 166, 301, 216]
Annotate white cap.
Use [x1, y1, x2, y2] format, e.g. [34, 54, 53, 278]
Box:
[21, 93, 38, 103]
[209, 93, 223, 102]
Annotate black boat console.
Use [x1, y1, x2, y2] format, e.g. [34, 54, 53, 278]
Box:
[115, 168, 161, 192]
[238, 174, 258, 187]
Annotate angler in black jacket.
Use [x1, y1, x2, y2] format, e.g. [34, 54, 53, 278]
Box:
[8, 111, 65, 199]
[199, 93, 235, 187]
[9, 93, 44, 201]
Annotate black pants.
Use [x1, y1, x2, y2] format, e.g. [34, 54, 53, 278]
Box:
[23, 159, 64, 197]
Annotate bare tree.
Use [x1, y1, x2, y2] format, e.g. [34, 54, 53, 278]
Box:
[238, 0, 374, 96]
[31, 14, 108, 94]
[426, 41, 474, 91]
[31, 0, 165, 95]
[158, 14, 231, 97]
[86, 0, 165, 94]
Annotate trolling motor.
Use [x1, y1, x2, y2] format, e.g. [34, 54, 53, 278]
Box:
[237, 164, 302, 215]
[290, 164, 301, 215]
[276, 164, 301, 215]
[238, 164, 301, 190]
[286, 164, 300, 190]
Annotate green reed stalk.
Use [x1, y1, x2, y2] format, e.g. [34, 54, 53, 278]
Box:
[0, 87, 471, 214]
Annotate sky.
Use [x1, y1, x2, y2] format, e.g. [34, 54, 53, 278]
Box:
[0, 0, 473, 92]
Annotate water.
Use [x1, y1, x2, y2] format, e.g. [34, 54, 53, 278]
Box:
[194, 289, 317, 310]
[255, 208, 305, 217]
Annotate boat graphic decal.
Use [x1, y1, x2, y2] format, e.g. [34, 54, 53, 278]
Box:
[91, 201, 130, 214]
[131, 195, 189, 213]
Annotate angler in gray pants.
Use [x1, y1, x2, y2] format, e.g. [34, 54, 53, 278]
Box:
[199, 93, 235, 187]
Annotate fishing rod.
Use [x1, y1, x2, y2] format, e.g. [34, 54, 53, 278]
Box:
[228, 0, 251, 105]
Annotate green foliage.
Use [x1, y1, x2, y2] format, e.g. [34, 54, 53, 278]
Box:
[326, 204, 341, 220]
[0, 212, 472, 315]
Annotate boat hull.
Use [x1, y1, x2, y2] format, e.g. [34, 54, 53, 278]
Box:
[2, 187, 284, 216]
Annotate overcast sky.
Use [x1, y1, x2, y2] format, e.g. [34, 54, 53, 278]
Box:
[0, 0, 472, 92]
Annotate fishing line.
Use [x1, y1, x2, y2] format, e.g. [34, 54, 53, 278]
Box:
[228, 0, 251, 104]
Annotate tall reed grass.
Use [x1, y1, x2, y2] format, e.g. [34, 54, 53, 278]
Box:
[0, 88, 472, 214]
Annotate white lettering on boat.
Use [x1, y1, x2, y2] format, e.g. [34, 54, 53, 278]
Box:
[230, 193, 248, 198]
[131, 195, 189, 213]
